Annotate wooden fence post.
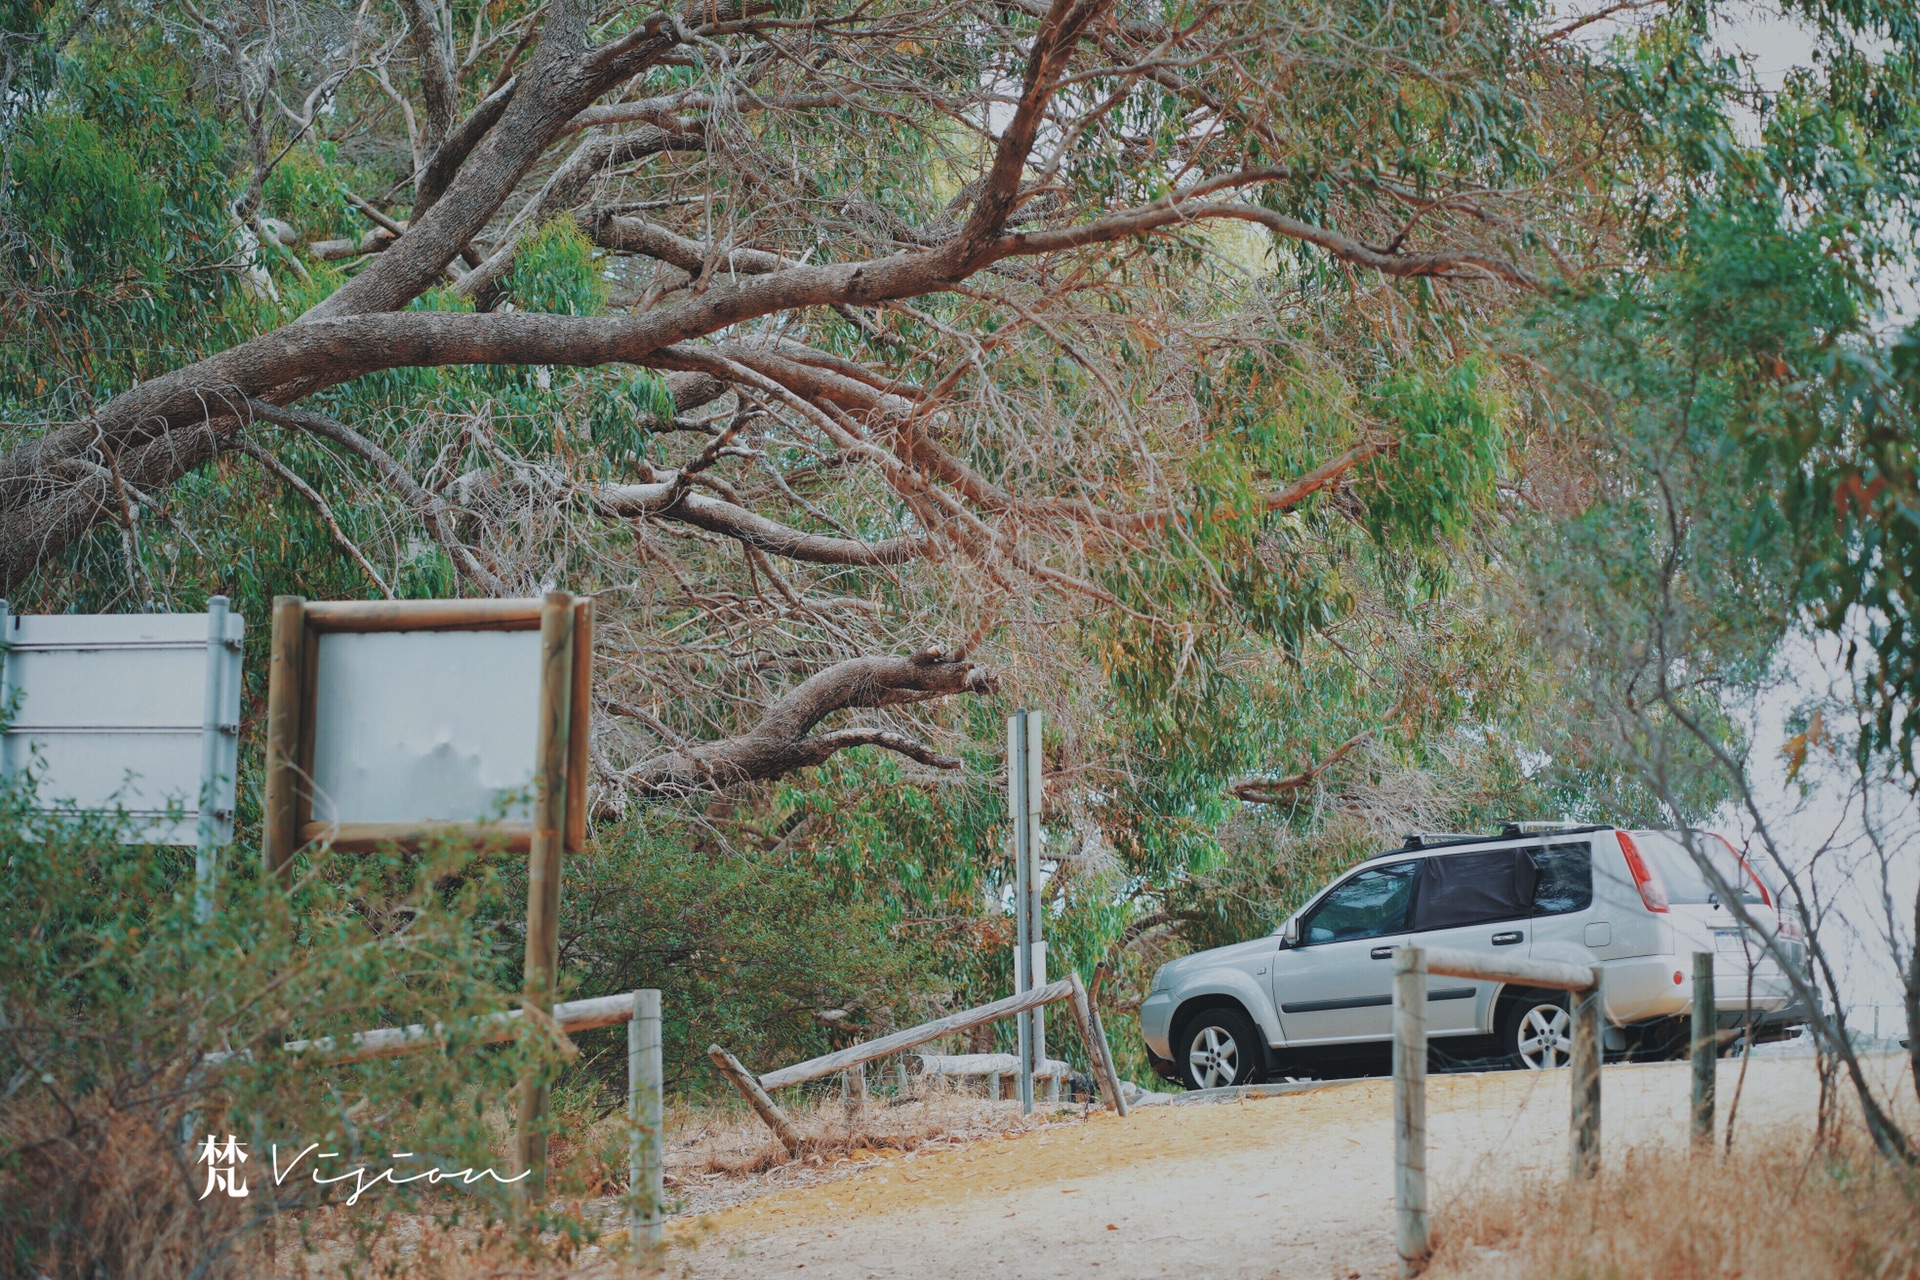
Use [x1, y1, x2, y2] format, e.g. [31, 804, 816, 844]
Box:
[1570, 975, 1603, 1181]
[630, 989, 664, 1248]
[1690, 951, 1715, 1151]
[1393, 946, 1430, 1277]
[1066, 972, 1129, 1116]
[262, 595, 306, 881]
[516, 591, 574, 1197]
[708, 1045, 803, 1154]
[843, 1063, 868, 1120]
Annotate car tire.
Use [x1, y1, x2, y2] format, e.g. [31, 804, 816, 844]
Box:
[1504, 993, 1574, 1069]
[1176, 1006, 1265, 1090]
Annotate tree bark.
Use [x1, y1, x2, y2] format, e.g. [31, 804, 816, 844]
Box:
[619, 650, 995, 796]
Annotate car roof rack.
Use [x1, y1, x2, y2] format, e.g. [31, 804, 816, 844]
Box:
[1397, 823, 1616, 853]
[1499, 819, 1607, 837]
[1399, 832, 1485, 850]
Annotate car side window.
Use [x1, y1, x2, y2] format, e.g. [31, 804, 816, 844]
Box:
[1530, 842, 1593, 915]
[1410, 849, 1533, 932]
[1301, 862, 1418, 944]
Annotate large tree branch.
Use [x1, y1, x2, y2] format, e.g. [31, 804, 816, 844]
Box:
[993, 196, 1544, 290]
[414, 75, 517, 215]
[0, 18, 1505, 596]
[592, 480, 934, 565]
[311, 0, 732, 319]
[618, 649, 995, 796]
[952, 0, 1114, 259]
[454, 131, 709, 301]
[397, 0, 459, 148]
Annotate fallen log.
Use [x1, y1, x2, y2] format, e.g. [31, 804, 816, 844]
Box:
[915, 1053, 1072, 1078]
[708, 1044, 804, 1154]
[757, 978, 1076, 1092]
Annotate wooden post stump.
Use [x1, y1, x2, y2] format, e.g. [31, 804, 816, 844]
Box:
[1690, 951, 1715, 1151]
[1570, 976, 1603, 1181]
[1393, 947, 1430, 1277]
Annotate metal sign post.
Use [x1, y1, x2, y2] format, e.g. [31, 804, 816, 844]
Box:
[1024, 709, 1046, 1098]
[194, 596, 238, 922]
[1008, 710, 1031, 1113]
[0, 597, 243, 921]
[1007, 708, 1044, 1114]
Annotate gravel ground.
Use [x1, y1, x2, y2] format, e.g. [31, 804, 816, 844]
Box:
[660, 1054, 1848, 1280]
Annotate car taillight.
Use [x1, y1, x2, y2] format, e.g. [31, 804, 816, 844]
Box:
[1777, 910, 1803, 941]
[1616, 831, 1670, 912]
[1712, 832, 1772, 906]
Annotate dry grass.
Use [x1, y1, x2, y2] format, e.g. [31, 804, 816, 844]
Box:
[270, 1076, 1091, 1277]
[614, 1075, 1090, 1219]
[1429, 1128, 1920, 1280]
[0, 1086, 269, 1280]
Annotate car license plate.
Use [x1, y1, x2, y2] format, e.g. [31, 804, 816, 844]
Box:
[1715, 929, 1747, 955]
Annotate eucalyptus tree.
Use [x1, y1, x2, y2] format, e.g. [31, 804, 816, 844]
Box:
[3, 0, 1625, 808]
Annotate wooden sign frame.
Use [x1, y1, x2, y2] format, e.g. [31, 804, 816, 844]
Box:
[262, 593, 592, 867]
[262, 591, 594, 1194]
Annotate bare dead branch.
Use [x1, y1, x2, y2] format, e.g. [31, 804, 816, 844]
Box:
[618, 648, 995, 795]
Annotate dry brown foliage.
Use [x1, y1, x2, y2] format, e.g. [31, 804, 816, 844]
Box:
[0, 1087, 269, 1280]
[1430, 1130, 1920, 1280]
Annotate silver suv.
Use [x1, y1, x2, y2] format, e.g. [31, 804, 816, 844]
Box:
[1138, 825, 1809, 1088]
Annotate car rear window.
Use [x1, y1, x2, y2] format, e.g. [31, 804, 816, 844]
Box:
[1633, 831, 1766, 905]
[1528, 842, 1593, 915]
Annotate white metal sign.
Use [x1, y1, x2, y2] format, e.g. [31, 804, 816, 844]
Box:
[0, 598, 244, 856]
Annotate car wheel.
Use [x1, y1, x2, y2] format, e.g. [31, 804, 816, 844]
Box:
[1505, 995, 1573, 1069]
[1177, 1007, 1264, 1090]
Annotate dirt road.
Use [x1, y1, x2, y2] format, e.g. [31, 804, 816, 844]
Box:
[665, 1055, 1833, 1280]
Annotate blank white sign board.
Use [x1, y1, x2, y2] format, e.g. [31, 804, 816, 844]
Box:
[308, 629, 541, 826]
[0, 608, 243, 845]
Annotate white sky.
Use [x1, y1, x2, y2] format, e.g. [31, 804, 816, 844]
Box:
[1721, 636, 1917, 1018]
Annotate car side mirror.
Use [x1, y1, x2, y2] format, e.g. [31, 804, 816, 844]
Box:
[1279, 917, 1300, 949]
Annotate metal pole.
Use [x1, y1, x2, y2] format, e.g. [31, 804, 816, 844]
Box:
[1570, 976, 1603, 1180]
[1690, 952, 1715, 1151]
[1013, 710, 1029, 1113]
[1010, 710, 1033, 1114]
[1025, 709, 1045, 1090]
[1392, 947, 1429, 1276]
[0, 600, 12, 776]
[193, 596, 229, 925]
[630, 989, 663, 1248]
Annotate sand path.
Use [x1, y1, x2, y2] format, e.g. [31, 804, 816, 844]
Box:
[665, 1055, 1837, 1280]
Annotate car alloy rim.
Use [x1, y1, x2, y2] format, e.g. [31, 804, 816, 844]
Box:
[1188, 1024, 1240, 1088]
[1517, 1003, 1573, 1068]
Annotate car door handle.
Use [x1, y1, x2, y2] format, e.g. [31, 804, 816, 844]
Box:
[1370, 946, 1394, 959]
[1492, 931, 1523, 946]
